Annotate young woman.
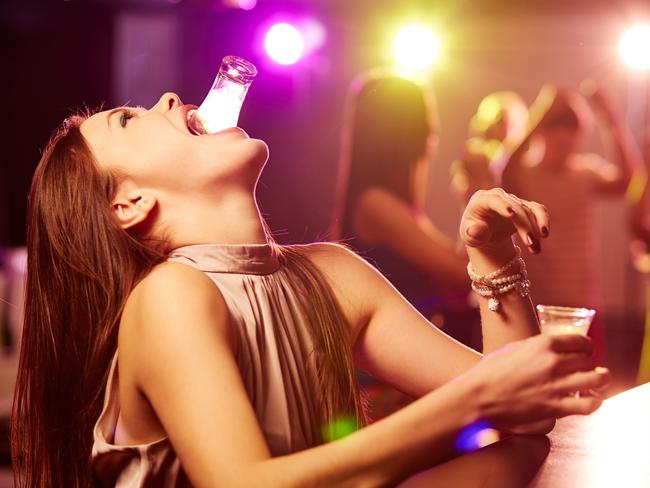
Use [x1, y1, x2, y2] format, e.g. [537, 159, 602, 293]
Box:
[12, 92, 608, 487]
[330, 74, 475, 334]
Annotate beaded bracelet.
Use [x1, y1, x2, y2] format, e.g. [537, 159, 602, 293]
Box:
[467, 245, 531, 312]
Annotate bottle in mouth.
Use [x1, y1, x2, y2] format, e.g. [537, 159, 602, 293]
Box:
[188, 55, 258, 134]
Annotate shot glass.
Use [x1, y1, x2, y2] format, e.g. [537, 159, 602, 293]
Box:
[536, 304, 596, 397]
[536, 304, 595, 336]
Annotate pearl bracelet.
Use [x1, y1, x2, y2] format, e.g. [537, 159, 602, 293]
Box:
[467, 245, 531, 312]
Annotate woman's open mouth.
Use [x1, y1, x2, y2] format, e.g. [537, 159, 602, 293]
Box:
[181, 105, 206, 136]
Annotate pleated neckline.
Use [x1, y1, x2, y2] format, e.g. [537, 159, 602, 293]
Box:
[168, 242, 281, 275]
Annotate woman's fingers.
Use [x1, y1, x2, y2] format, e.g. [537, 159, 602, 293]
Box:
[546, 333, 594, 355]
[473, 188, 519, 219]
[507, 202, 542, 254]
[501, 193, 549, 254]
[553, 368, 611, 397]
[464, 221, 491, 244]
[463, 189, 551, 252]
[526, 201, 550, 238]
[475, 189, 546, 253]
[555, 391, 605, 416]
[551, 352, 594, 376]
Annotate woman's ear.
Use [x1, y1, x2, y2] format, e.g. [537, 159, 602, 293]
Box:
[111, 180, 157, 230]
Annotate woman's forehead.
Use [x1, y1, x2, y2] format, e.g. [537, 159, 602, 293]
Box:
[80, 110, 109, 137]
[78, 110, 117, 168]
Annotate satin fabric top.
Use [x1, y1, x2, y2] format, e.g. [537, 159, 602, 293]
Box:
[92, 243, 322, 487]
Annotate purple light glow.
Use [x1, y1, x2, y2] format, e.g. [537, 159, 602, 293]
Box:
[222, 0, 257, 9]
[455, 420, 500, 453]
[264, 23, 304, 65]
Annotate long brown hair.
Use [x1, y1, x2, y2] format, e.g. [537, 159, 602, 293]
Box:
[280, 246, 365, 437]
[11, 116, 165, 487]
[331, 73, 436, 240]
[12, 115, 362, 486]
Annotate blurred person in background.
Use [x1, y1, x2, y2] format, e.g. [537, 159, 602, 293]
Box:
[330, 73, 481, 352]
[451, 91, 529, 204]
[627, 125, 650, 385]
[501, 82, 641, 365]
[629, 125, 650, 254]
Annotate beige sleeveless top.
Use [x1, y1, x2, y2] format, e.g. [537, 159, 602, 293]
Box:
[92, 243, 322, 486]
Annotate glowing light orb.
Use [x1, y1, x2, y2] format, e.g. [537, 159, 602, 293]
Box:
[455, 420, 500, 453]
[392, 25, 441, 72]
[222, 0, 257, 9]
[322, 416, 358, 442]
[264, 23, 304, 65]
[619, 24, 650, 70]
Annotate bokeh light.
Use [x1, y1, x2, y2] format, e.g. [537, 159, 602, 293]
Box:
[455, 420, 500, 453]
[322, 416, 358, 442]
[618, 24, 650, 70]
[392, 25, 441, 73]
[264, 22, 305, 65]
[222, 0, 257, 10]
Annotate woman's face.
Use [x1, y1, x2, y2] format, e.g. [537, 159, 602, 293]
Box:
[80, 92, 269, 194]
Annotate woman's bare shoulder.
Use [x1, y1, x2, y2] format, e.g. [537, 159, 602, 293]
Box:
[128, 261, 224, 309]
[290, 241, 368, 272]
[120, 261, 232, 351]
[289, 242, 392, 331]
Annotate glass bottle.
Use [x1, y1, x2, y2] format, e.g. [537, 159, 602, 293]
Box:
[188, 55, 257, 134]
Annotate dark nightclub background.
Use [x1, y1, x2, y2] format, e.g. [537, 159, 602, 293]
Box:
[0, 0, 649, 384]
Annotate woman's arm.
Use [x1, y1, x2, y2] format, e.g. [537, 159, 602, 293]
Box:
[119, 262, 606, 488]
[303, 242, 480, 396]
[314, 189, 547, 400]
[501, 85, 559, 190]
[352, 186, 469, 293]
[583, 85, 645, 195]
[459, 188, 546, 353]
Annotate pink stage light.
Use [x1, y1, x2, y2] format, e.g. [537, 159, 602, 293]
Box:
[222, 0, 257, 10]
[264, 22, 305, 66]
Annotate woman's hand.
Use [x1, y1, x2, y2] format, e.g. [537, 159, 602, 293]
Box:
[460, 188, 549, 254]
[463, 333, 610, 429]
[450, 147, 495, 205]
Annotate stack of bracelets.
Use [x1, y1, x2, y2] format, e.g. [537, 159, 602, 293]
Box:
[467, 245, 531, 312]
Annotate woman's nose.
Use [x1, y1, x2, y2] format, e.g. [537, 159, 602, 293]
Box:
[151, 92, 183, 112]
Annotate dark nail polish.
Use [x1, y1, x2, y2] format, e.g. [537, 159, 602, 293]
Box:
[507, 207, 516, 215]
[541, 226, 549, 237]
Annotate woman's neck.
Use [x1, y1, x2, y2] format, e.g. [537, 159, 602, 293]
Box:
[162, 190, 269, 248]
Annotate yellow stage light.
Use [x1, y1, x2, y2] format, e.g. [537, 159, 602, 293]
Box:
[392, 25, 441, 73]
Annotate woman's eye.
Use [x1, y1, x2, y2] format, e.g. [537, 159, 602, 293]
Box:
[119, 110, 135, 128]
